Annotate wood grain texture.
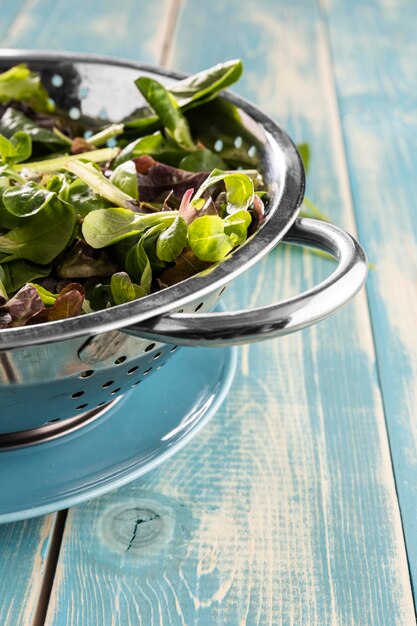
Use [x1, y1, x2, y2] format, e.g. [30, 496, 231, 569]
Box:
[0, 0, 172, 63]
[0, 515, 58, 626]
[43, 1, 415, 625]
[0, 0, 27, 40]
[322, 0, 417, 599]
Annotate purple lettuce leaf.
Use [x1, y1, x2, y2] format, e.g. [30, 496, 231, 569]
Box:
[178, 188, 218, 225]
[0, 284, 44, 327]
[132, 156, 209, 202]
[29, 283, 85, 323]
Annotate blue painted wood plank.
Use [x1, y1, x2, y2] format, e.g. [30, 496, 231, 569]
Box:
[0, 515, 58, 625]
[0, 0, 26, 40]
[322, 0, 417, 601]
[1, 0, 172, 63]
[44, 1, 415, 625]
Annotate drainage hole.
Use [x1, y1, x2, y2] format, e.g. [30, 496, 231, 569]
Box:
[127, 366, 138, 375]
[102, 380, 113, 388]
[76, 403, 88, 410]
[97, 401, 107, 407]
[171, 346, 178, 352]
[80, 369, 94, 378]
[72, 390, 85, 398]
[143, 367, 152, 375]
[69, 106, 81, 120]
[115, 356, 127, 365]
[110, 388, 121, 395]
[153, 352, 163, 360]
[132, 381, 141, 387]
[47, 418, 61, 424]
[194, 302, 204, 312]
[51, 73, 63, 88]
[144, 343, 155, 352]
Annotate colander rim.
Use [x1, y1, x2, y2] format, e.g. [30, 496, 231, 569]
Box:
[0, 49, 305, 350]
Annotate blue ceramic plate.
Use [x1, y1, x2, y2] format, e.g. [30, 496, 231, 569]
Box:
[0, 344, 237, 523]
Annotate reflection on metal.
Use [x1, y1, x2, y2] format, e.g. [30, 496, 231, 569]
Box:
[0, 397, 122, 450]
[0, 353, 19, 384]
[78, 330, 131, 364]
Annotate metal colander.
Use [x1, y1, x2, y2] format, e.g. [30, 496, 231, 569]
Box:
[0, 51, 367, 448]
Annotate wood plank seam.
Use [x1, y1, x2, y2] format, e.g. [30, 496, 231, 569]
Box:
[1, 0, 41, 47]
[31, 511, 68, 626]
[159, 0, 183, 67]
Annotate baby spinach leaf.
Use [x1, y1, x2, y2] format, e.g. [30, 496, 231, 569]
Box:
[0, 64, 54, 113]
[156, 215, 187, 262]
[66, 178, 110, 217]
[82, 208, 176, 248]
[0, 196, 76, 264]
[110, 160, 139, 200]
[0, 107, 67, 147]
[223, 209, 252, 245]
[125, 237, 152, 294]
[10, 131, 32, 163]
[0, 260, 51, 294]
[66, 159, 139, 211]
[113, 132, 186, 168]
[0, 190, 22, 229]
[0, 163, 26, 185]
[110, 272, 145, 304]
[126, 60, 243, 134]
[0, 134, 16, 163]
[194, 169, 254, 213]
[3, 181, 54, 217]
[179, 149, 226, 172]
[29, 283, 57, 306]
[47, 173, 69, 195]
[82, 208, 141, 248]
[85, 282, 112, 311]
[188, 215, 234, 261]
[136, 77, 196, 151]
[0, 131, 32, 165]
[170, 59, 243, 109]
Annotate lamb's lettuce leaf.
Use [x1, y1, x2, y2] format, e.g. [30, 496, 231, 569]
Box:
[0, 64, 54, 113]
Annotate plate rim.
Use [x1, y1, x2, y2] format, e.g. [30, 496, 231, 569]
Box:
[0, 344, 237, 523]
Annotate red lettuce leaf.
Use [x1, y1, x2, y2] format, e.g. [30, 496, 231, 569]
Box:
[0, 284, 44, 327]
[132, 156, 209, 202]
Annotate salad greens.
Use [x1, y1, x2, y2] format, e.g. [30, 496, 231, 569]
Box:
[0, 64, 53, 113]
[0, 60, 266, 327]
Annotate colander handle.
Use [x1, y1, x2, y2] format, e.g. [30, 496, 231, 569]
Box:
[124, 218, 368, 346]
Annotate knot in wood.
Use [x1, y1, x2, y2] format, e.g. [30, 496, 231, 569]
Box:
[102, 505, 165, 554]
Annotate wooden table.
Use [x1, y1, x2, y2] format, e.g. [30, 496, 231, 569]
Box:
[1, 0, 416, 623]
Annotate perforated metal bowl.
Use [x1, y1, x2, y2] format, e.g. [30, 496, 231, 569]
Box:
[0, 51, 367, 448]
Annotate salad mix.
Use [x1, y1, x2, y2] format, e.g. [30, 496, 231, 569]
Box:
[0, 60, 267, 327]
